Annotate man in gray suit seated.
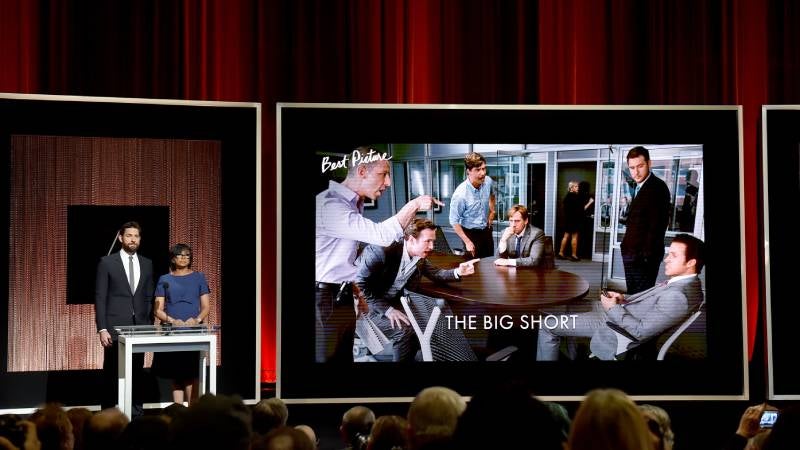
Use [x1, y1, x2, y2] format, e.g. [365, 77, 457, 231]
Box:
[494, 204, 549, 268]
[355, 219, 479, 361]
[537, 233, 705, 361]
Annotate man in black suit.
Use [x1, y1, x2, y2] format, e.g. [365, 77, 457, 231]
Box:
[95, 221, 155, 415]
[355, 219, 478, 361]
[621, 146, 671, 294]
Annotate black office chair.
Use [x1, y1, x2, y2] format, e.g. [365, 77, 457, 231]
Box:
[433, 226, 458, 256]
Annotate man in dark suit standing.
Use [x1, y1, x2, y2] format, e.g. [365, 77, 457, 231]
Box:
[621, 146, 671, 294]
[95, 221, 154, 415]
[355, 219, 478, 361]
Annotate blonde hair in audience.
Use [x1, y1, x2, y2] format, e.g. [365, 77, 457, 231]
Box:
[568, 388, 654, 450]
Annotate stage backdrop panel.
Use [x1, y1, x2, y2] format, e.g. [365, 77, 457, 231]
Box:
[278, 104, 747, 402]
[763, 106, 800, 399]
[8, 135, 221, 372]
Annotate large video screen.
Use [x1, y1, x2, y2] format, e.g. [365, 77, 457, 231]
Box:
[278, 104, 747, 401]
[763, 106, 800, 399]
[0, 94, 260, 411]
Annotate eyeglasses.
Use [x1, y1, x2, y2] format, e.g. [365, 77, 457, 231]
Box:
[175, 254, 191, 259]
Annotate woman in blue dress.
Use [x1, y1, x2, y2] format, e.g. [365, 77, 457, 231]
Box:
[153, 243, 210, 404]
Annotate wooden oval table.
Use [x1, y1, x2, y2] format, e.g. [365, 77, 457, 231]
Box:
[417, 255, 590, 310]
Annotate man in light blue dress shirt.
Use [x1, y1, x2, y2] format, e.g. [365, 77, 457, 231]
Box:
[449, 152, 496, 258]
[315, 146, 443, 363]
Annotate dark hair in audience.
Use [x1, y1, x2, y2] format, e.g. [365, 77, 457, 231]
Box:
[252, 398, 289, 435]
[170, 394, 252, 450]
[639, 404, 674, 450]
[161, 402, 188, 423]
[84, 408, 129, 450]
[30, 403, 73, 450]
[626, 146, 651, 162]
[67, 407, 93, 450]
[341, 406, 375, 450]
[404, 219, 437, 239]
[764, 404, 800, 450]
[452, 383, 563, 450]
[253, 426, 315, 450]
[368, 415, 408, 450]
[671, 233, 705, 273]
[545, 401, 571, 443]
[119, 416, 170, 450]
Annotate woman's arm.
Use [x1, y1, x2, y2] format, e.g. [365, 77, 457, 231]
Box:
[154, 296, 176, 323]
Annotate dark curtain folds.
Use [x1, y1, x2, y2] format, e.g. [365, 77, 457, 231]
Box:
[2, 0, 799, 382]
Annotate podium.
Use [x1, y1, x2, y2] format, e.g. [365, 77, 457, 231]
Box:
[115, 325, 219, 418]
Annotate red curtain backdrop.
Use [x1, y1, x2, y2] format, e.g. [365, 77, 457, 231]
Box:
[2, 0, 799, 382]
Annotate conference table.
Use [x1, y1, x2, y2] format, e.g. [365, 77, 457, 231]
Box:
[407, 254, 590, 359]
[417, 254, 590, 313]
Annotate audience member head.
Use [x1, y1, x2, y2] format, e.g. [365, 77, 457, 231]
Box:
[254, 426, 315, 450]
[764, 404, 800, 450]
[66, 408, 92, 450]
[341, 406, 375, 450]
[161, 402, 188, 424]
[29, 404, 73, 450]
[84, 408, 129, 450]
[452, 383, 562, 450]
[545, 401, 571, 444]
[367, 415, 408, 450]
[252, 398, 289, 436]
[169, 394, 252, 450]
[119, 415, 169, 450]
[407, 387, 466, 450]
[639, 404, 674, 450]
[294, 425, 317, 448]
[568, 388, 653, 450]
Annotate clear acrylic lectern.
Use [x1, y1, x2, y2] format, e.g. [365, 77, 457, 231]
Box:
[114, 324, 219, 418]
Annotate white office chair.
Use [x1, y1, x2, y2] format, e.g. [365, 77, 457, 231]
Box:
[656, 300, 705, 360]
[609, 300, 706, 360]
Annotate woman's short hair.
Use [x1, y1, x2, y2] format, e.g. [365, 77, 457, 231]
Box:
[169, 243, 192, 271]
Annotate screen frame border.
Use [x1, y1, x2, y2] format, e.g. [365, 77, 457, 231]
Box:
[277, 102, 748, 403]
[0, 92, 262, 413]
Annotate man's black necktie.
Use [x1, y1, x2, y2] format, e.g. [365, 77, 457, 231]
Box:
[515, 236, 522, 257]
